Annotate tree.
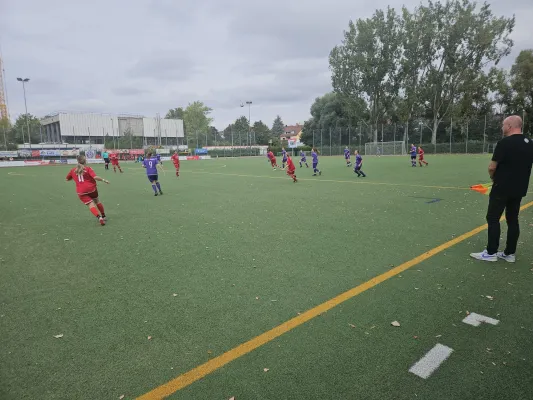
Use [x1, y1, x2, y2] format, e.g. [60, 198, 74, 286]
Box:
[271, 115, 284, 138]
[12, 114, 41, 144]
[301, 92, 367, 146]
[0, 117, 13, 150]
[165, 107, 185, 120]
[233, 116, 250, 146]
[183, 101, 213, 147]
[509, 49, 533, 133]
[417, 0, 514, 144]
[488, 67, 512, 115]
[330, 7, 403, 142]
[252, 121, 271, 145]
[395, 5, 435, 143]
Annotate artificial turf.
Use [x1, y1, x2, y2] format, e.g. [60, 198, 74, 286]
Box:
[1, 155, 532, 400]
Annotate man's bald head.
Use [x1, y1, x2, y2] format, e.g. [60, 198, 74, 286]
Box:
[502, 115, 523, 136]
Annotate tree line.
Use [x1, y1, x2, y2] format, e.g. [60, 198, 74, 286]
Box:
[318, 0, 532, 145]
[165, 101, 288, 147]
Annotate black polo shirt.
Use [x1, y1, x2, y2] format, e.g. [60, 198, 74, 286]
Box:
[491, 134, 533, 198]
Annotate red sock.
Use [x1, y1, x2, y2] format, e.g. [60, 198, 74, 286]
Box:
[89, 207, 100, 218]
[96, 203, 105, 216]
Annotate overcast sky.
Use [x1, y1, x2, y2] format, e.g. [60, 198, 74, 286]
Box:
[1, 0, 531, 130]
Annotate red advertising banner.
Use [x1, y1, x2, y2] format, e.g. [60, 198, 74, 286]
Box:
[32, 150, 40, 157]
[186, 156, 200, 160]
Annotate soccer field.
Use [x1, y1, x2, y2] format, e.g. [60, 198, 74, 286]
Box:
[1, 155, 533, 400]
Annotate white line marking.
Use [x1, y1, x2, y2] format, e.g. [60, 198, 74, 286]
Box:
[409, 344, 454, 379]
[462, 312, 500, 327]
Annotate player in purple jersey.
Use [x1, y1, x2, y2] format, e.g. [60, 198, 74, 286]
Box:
[344, 147, 352, 167]
[311, 148, 322, 176]
[143, 152, 163, 196]
[281, 148, 288, 168]
[299, 150, 309, 168]
[156, 153, 163, 166]
[353, 150, 366, 177]
[410, 144, 417, 167]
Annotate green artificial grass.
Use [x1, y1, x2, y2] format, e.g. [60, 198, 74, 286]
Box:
[0, 155, 532, 400]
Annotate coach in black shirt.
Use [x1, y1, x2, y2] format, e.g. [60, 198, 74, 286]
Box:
[471, 115, 533, 263]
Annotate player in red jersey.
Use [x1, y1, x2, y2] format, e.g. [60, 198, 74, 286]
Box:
[170, 151, 180, 177]
[267, 149, 278, 170]
[285, 154, 297, 182]
[418, 146, 429, 167]
[110, 153, 123, 173]
[66, 155, 110, 225]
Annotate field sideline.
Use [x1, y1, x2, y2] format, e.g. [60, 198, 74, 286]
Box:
[1, 155, 532, 400]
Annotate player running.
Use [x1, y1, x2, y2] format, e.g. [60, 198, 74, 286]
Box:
[418, 146, 429, 167]
[281, 148, 288, 168]
[311, 148, 322, 176]
[353, 150, 366, 177]
[66, 155, 109, 226]
[344, 147, 352, 167]
[410, 144, 417, 167]
[299, 150, 309, 168]
[171, 151, 180, 177]
[143, 152, 164, 196]
[285, 154, 298, 183]
[110, 152, 123, 173]
[267, 149, 278, 170]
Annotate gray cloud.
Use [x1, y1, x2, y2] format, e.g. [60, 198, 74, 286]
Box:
[2, 0, 532, 129]
[112, 86, 152, 96]
[128, 53, 198, 80]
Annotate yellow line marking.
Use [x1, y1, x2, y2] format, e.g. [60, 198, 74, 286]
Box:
[136, 200, 533, 400]
[189, 170, 470, 191]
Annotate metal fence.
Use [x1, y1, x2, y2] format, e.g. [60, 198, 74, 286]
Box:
[301, 115, 510, 156]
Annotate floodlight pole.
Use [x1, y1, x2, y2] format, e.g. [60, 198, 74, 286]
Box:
[17, 78, 31, 149]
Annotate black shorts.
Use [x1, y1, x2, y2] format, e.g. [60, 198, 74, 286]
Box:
[104, 158, 110, 164]
[411, 155, 416, 160]
[147, 174, 158, 182]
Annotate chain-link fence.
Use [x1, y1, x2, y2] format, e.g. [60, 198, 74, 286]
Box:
[300, 114, 509, 156]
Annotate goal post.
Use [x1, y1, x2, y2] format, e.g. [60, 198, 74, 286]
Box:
[364, 141, 406, 156]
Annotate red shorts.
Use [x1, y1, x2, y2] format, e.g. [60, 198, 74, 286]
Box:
[287, 169, 295, 176]
[111, 159, 119, 166]
[173, 163, 180, 170]
[271, 159, 277, 166]
[419, 156, 424, 161]
[78, 190, 99, 205]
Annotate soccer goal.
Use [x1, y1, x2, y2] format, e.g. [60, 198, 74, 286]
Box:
[364, 141, 406, 156]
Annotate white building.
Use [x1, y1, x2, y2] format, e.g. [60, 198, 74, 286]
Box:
[39, 112, 184, 146]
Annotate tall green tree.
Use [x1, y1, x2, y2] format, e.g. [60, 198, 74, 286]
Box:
[417, 0, 514, 143]
[395, 5, 434, 142]
[488, 67, 513, 115]
[12, 114, 41, 144]
[509, 49, 533, 133]
[233, 116, 250, 146]
[252, 121, 272, 145]
[330, 7, 403, 142]
[165, 107, 185, 120]
[271, 115, 285, 138]
[301, 92, 367, 145]
[183, 101, 213, 147]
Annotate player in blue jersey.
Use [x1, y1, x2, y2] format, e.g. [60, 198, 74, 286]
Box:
[281, 148, 288, 169]
[353, 150, 366, 177]
[143, 152, 163, 196]
[156, 152, 163, 166]
[344, 147, 352, 167]
[311, 148, 322, 176]
[410, 144, 417, 167]
[299, 150, 309, 168]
